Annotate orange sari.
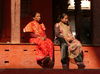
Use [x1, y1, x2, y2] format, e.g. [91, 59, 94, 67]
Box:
[23, 21, 53, 61]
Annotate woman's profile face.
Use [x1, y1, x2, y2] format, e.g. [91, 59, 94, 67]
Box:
[61, 15, 68, 24]
[33, 13, 41, 22]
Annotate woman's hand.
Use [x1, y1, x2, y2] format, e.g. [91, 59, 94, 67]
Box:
[41, 36, 47, 40]
[23, 28, 26, 32]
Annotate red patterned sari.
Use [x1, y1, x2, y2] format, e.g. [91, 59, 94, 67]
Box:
[23, 21, 53, 61]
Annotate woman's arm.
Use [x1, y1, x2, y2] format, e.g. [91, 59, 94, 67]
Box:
[55, 23, 63, 38]
[69, 25, 75, 39]
[41, 23, 46, 30]
[23, 23, 33, 32]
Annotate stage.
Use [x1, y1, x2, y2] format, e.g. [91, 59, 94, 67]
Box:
[0, 44, 100, 69]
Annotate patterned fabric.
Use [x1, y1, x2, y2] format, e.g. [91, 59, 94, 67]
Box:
[68, 39, 82, 58]
[23, 21, 46, 37]
[56, 22, 82, 59]
[23, 21, 53, 61]
[30, 37, 53, 60]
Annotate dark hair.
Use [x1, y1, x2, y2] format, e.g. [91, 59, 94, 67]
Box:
[57, 13, 68, 22]
[31, 11, 42, 23]
[32, 11, 40, 17]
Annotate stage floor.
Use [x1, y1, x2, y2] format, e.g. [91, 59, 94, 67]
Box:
[0, 44, 100, 69]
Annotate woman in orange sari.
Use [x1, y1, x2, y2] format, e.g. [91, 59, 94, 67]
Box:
[23, 12, 54, 68]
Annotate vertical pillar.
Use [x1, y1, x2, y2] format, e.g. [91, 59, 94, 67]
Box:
[0, 0, 3, 36]
[74, 0, 82, 40]
[11, 0, 20, 43]
[92, 0, 100, 44]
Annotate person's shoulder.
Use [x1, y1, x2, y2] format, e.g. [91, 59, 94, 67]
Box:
[55, 23, 60, 27]
[26, 21, 33, 25]
[29, 21, 38, 25]
[30, 20, 36, 24]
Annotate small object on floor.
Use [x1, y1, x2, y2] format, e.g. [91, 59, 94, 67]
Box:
[42, 56, 54, 69]
[62, 64, 69, 69]
[77, 62, 85, 69]
[37, 56, 54, 69]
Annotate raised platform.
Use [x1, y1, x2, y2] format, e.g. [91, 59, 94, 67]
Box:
[0, 44, 100, 69]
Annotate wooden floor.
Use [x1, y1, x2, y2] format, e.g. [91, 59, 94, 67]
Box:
[0, 44, 100, 69]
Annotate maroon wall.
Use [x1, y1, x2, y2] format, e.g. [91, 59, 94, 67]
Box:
[0, 0, 53, 43]
[92, 0, 100, 44]
[0, 0, 11, 42]
[31, 0, 53, 39]
[21, 0, 53, 43]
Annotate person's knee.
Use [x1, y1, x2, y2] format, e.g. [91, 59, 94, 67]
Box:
[61, 57, 69, 64]
[62, 43, 67, 47]
[74, 52, 83, 62]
